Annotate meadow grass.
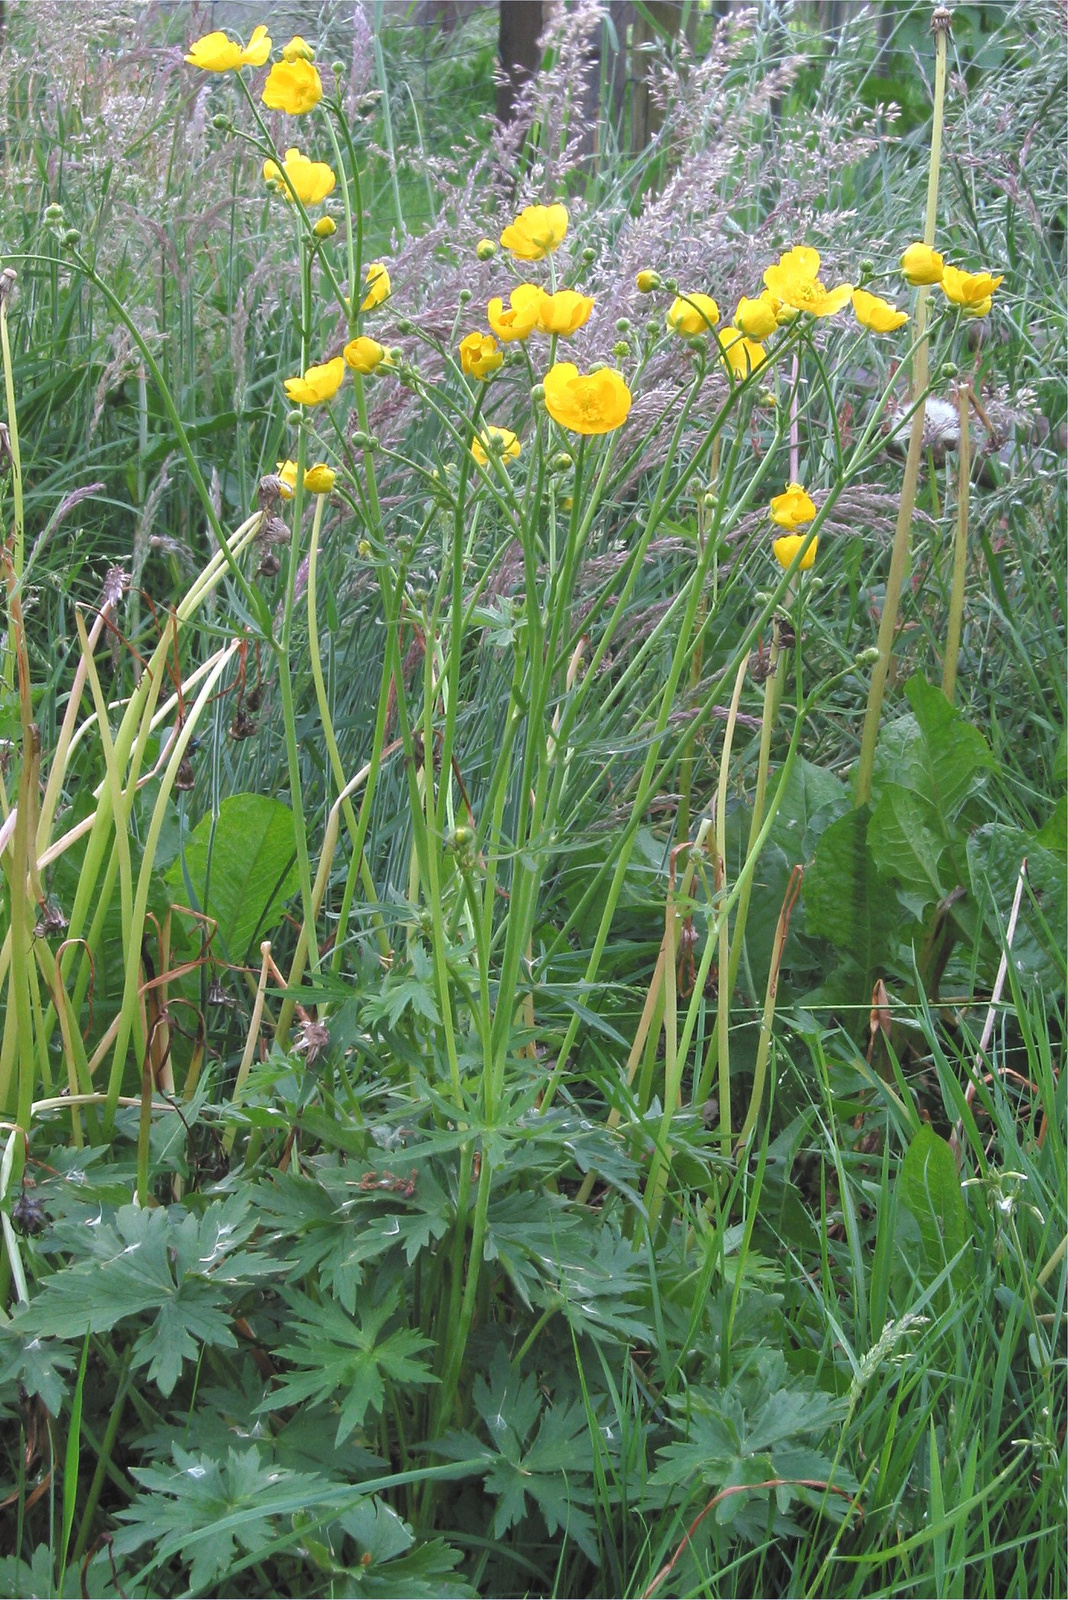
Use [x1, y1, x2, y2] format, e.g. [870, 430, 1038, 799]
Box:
[0, 3, 1063, 1596]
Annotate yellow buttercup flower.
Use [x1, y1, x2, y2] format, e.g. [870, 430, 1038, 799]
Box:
[900, 242, 944, 285]
[773, 533, 818, 570]
[734, 292, 780, 341]
[719, 326, 766, 379]
[542, 362, 632, 436]
[184, 24, 271, 71]
[282, 35, 315, 62]
[769, 482, 816, 530]
[360, 262, 391, 311]
[471, 426, 521, 467]
[487, 284, 544, 342]
[304, 463, 336, 494]
[851, 289, 908, 333]
[343, 336, 389, 374]
[458, 332, 503, 379]
[941, 265, 1003, 316]
[263, 147, 336, 206]
[666, 292, 720, 337]
[537, 289, 594, 337]
[636, 270, 662, 293]
[499, 202, 569, 261]
[284, 356, 346, 406]
[763, 247, 852, 317]
[276, 459, 299, 499]
[261, 57, 323, 115]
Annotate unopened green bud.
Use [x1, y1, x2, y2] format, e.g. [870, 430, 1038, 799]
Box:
[530, 382, 545, 403]
[286, 410, 303, 428]
[458, 287, 472, 303]
[62, 228, 80, 246]
[211, 113, 234, 133]
[856, 646, 881, 666]
[615, 317, 631, 333]
[476, 238, 497, 261]
[940, 361, 959, 380]
[701, 492, 716, 510]
[582, 246, 596, 263]
[551, 451, 573, 472]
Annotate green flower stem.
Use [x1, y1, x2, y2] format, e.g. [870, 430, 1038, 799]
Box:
[0, 289, 25, 693]
[0, 728, 37, 1125]
[855, 13, 948, 804]
[273, 253, 319, 1004]
[719, 619, 784, 1026]
[736, 865, 803, 1150]
[942, 382, 971, 703]
[305, 494, 389, 959]
[103, 642, 240, 1129]
[538, 414, 746, 1115]
[712, 653, 750, 1155]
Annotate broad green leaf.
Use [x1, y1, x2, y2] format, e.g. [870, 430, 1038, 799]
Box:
[769, 756, 850, 859]
[898, 1124, 971, 1282]
[968, 825, 1068, 986]
[868, 783, 957, 917]
[803, 805, 898, 975]
[872, 675, 996, 822]
[165, 792, 299, 961]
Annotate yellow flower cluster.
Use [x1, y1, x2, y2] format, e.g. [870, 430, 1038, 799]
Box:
[457, 203, 631, 439]
[899, 243, 1003, 317]
[769, 484, 818, 572]
[186, 24, 324, 112]
[284, 321, 393, 407]
[277, 459, 336, 496]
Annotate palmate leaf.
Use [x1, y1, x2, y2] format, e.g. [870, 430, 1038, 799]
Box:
[650, 1349, 856, 1530]
[258, 1285, 436, 1446]
[13, 1196, 272, 1397]
[337, 1501, 477, 1597]
[112, 1445, 341, 1594]
[435, 1347, 601, 1562]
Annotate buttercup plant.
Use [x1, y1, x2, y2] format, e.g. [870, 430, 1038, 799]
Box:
[0, 14, 1043, 1594]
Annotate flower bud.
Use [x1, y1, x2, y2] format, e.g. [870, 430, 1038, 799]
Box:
[940, 361, 959, 380]
[211, 113, 233, 133]
[855, 646, 881, 666]
[458, 288, 472, 303]
[313, 216, 336, 239]
[612, 340, 630, 357]
[636, 270, 661, 293]
[286, 410, 303, 428]
[551, 451, 573, 472]
[701, 492, 716, 510]
[663, 278, 678, 295]
[358, 539, 372, 558]
[476, 238, 497, 261]
[62, 227, 80, 246]
[530, 383, 545, 403]
[395, 315, 413, 333]
[582, 246, 596, 263]
[43, 202, 64, 222]
[615, 317, 632, 333]
[331, 60, 345, 76]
